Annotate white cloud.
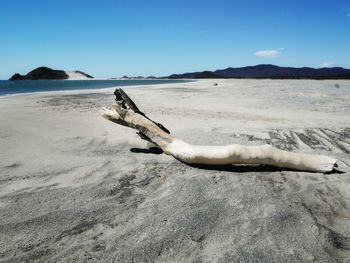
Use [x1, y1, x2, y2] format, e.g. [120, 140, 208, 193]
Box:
[254, 50, 281, 58]
[321, 62, 335, 68]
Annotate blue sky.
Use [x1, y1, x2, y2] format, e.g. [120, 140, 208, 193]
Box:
[0, 0, 349, 79]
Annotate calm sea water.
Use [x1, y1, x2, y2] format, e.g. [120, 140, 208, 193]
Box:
[0, 79, 189, 96]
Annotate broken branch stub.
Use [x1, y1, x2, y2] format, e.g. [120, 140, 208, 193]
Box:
[102, 89, 337, 173]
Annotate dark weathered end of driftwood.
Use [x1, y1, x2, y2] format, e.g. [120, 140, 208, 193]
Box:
[114, 88, 171, 143]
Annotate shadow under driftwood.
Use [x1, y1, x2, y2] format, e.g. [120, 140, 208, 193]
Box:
[189, 163, 344, 174]
[130, 147, 164, 155]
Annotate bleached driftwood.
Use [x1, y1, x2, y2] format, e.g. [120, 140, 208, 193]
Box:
[102, 89, 337, 173]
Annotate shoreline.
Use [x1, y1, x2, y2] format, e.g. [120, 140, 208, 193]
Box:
[0, 79, 195, 98]
[1, 78, 350, 98]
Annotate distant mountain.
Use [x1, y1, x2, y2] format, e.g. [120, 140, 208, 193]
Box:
[9, 67, 94, 80]
[167, 64, 350, 79]
[119, 76, 146, 80]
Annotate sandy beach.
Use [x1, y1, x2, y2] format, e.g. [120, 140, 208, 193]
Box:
[0, 79, 350, 262]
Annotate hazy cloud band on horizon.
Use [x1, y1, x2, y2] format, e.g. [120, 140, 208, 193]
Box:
[321, 62, 335, 68]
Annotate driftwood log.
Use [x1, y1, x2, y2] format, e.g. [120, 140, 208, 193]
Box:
[102, 89, 337, 173]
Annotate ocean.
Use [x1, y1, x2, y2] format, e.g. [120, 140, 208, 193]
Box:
[0, 79, 189, 96]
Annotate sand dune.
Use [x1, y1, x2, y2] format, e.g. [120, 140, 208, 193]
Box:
[66, 71, 93, 80]
[0, 79, 349, 262]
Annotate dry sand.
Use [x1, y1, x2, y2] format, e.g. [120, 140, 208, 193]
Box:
[0, 79, 350, 262]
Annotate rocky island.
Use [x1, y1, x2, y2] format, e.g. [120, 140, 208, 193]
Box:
[9, 67, 94, 80]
